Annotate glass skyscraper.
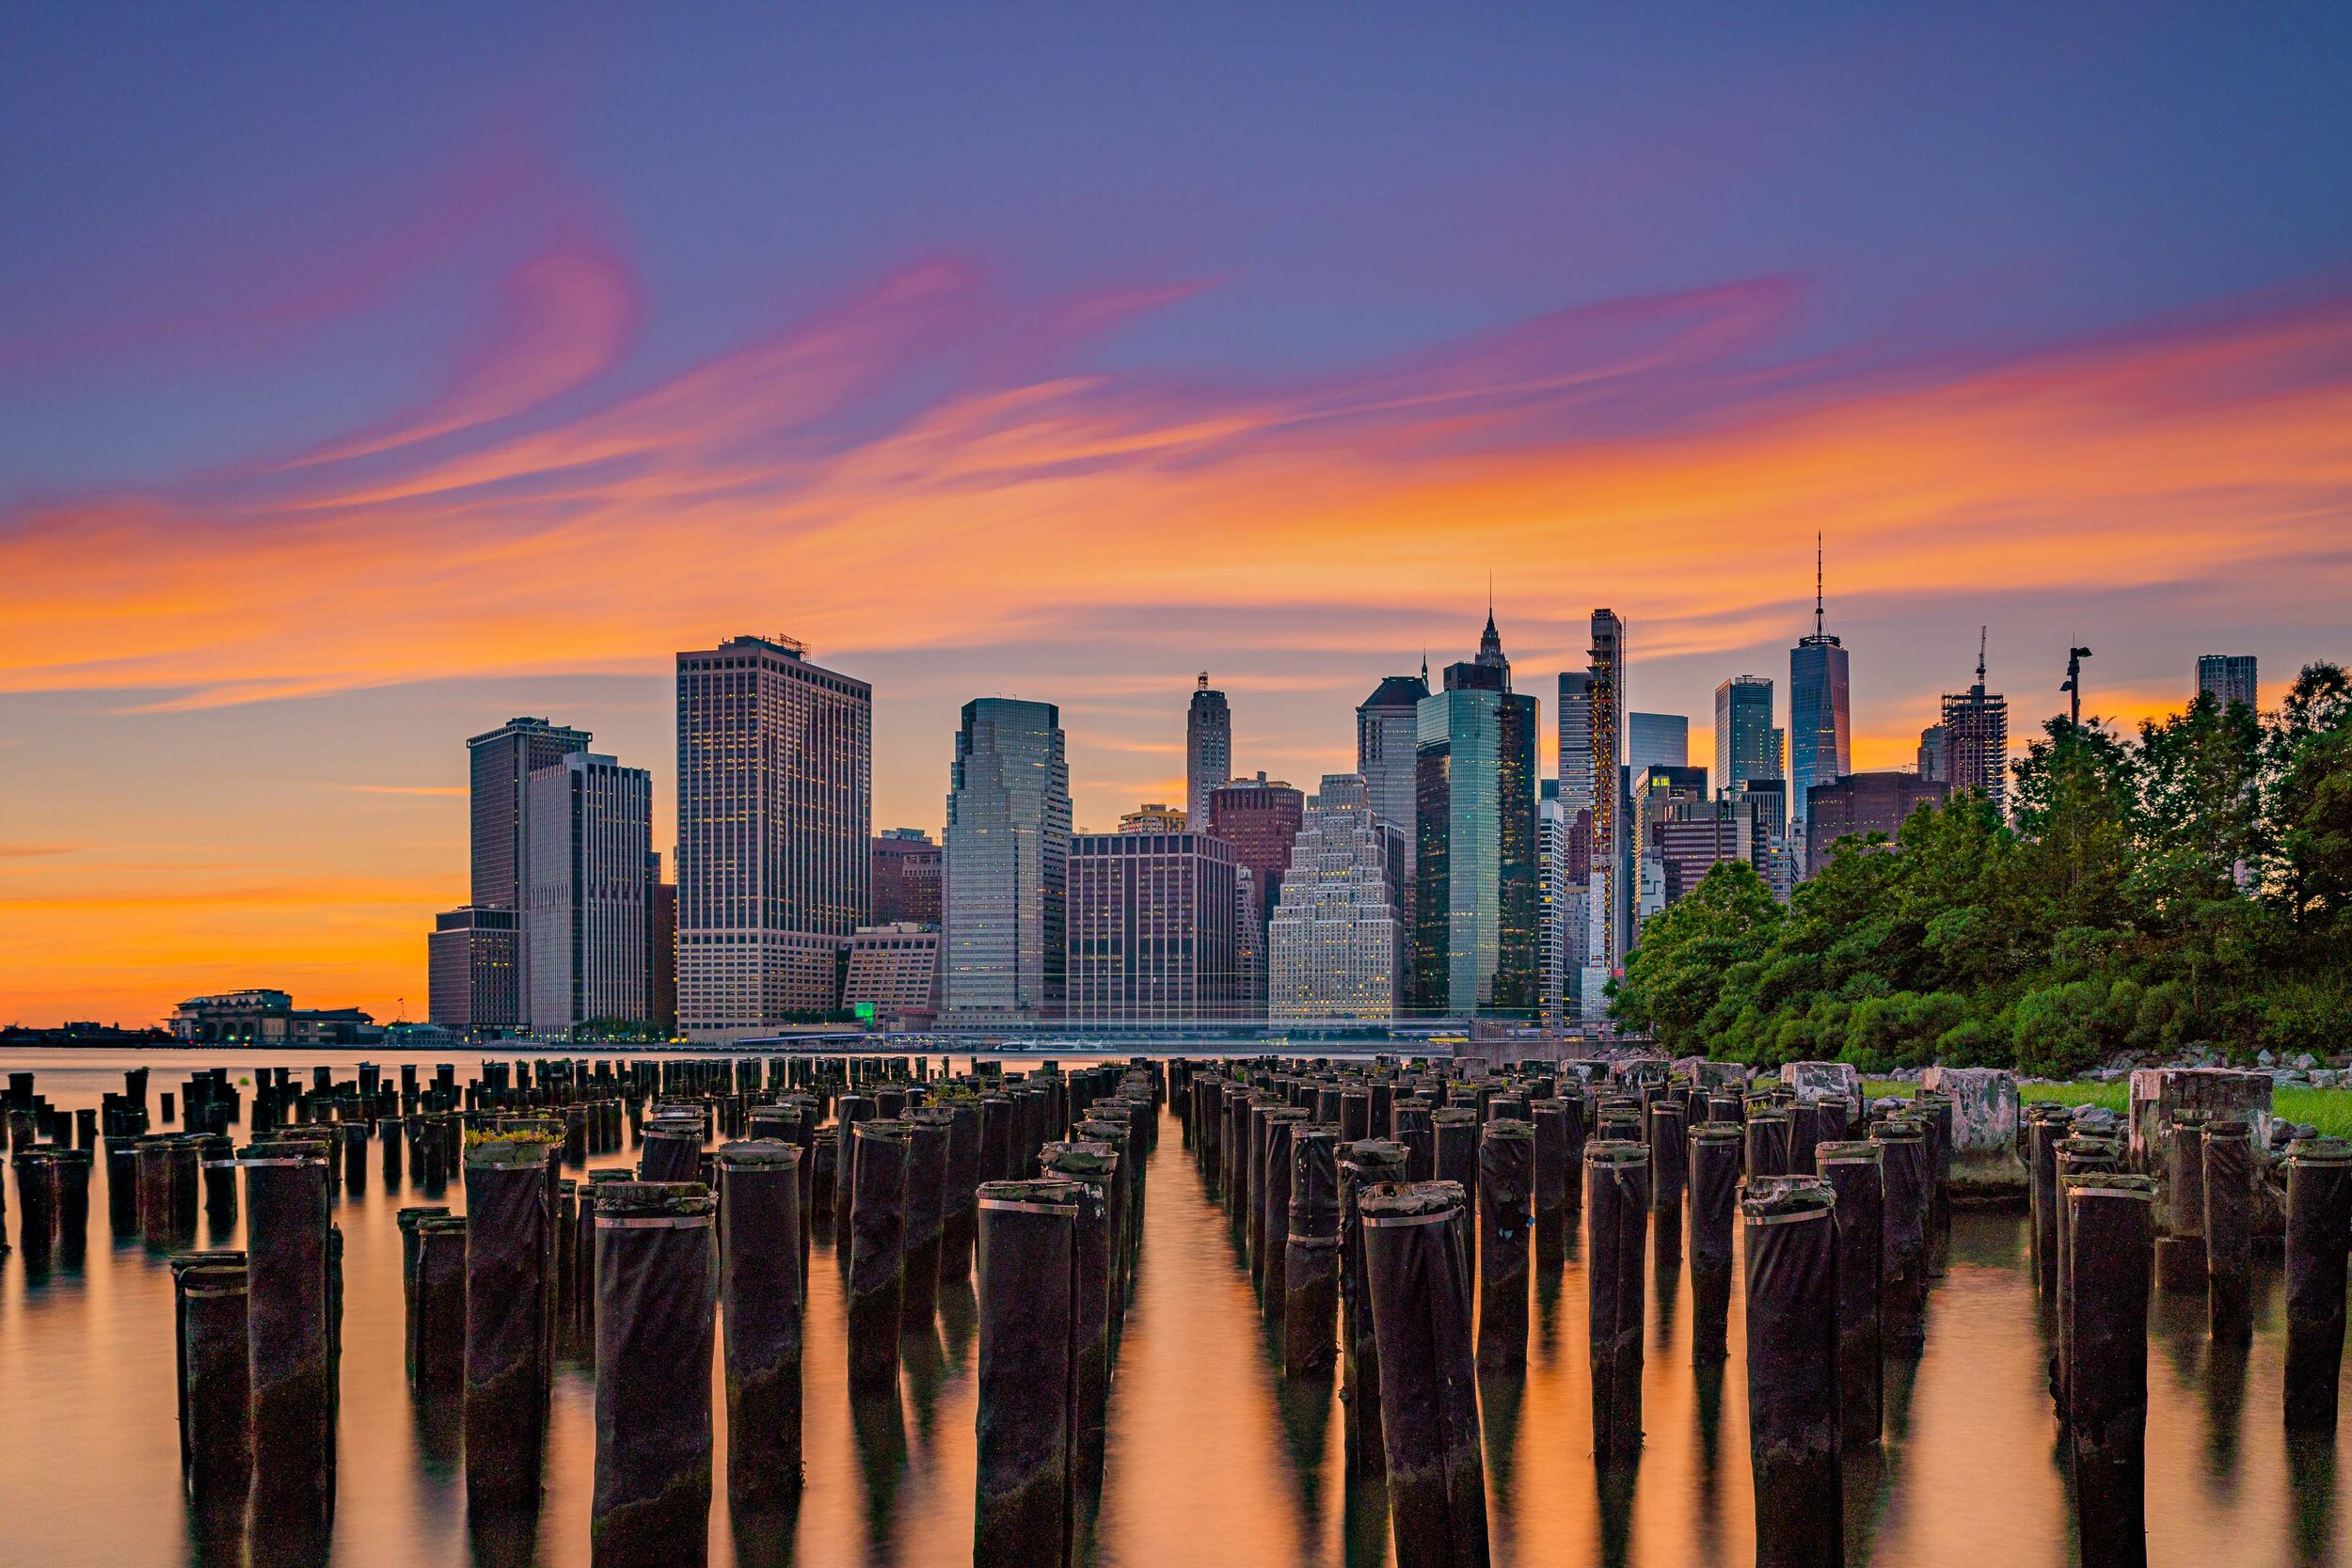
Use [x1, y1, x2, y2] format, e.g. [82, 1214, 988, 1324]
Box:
[1412, 614, 1540, 1017]
[1713, 675, 1778, 798]
[945, 697, 1071, 1022]
[1788, 560, 1850, 825]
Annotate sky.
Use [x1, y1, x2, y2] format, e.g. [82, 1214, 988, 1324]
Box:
[5, 4, 2352, 1027]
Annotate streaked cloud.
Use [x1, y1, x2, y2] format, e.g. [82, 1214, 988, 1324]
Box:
[5, 247, 2349, 1023]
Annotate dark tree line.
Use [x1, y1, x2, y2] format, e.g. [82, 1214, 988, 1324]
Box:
[1612, 664, 2352, 1076]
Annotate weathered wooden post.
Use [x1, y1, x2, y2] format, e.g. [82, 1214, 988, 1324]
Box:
[1586, 1140, 1650, 1465]
[1815, 1140, 1883, 1448]
[1476, 1118, 1534, 1375]
[1869, 1120, 1930, 1358]
[592, 1181, 718, 1567]
[1361, 1181, 1490, 1568]
[2201, 1118, 2253, 1341]
[243, 1142, 335, 1546]
[1283, 1124, 1342, 1377]
[1689, 1124, 1743, 1368]
[1743, 1177, 1842, 1568]
[1342, 1138, 1410, 1477]
[847, 1118, 912, 1393]
[718, 1142, 803, 1512]
[2063, 1173, 2153, 1568]
[465, 1134, 558, 1516]
[2283, 1137, 2352, 1433]
[974, 1179, 1079, 1568]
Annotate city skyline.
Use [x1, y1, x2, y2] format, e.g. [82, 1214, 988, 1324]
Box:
[8, 8, 2352, 1026]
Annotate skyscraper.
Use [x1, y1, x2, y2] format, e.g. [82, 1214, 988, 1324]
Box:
[2197, 654, 2259, 712]
[1557, 671, 1596, 815]
[437, 714, 591, 1031]
[675, 634, 871, 1039]
[1065, 830, 1239, 1027]
[1806, 772, 1952, 876]
[1185, 674, 1232, 830]
[1269, 774, 1405, 1023]
[469, 715, 593, 911]
[1941, 635, 2010, 817]
[1208, 772, 1307, 935]
[525, 752, 653, 1035]
[1358, 669, 1430, 924]
[945, 698, 1072, 1022]
[1788, 543, 1851, 825]
[1582, 610, 1627, 1016]
[1628, 712, 1689, 779]
[428, 906, 518, 1033]
[1916, 723, 1949, 784]
[1413, 612, 1540, 1017]
[1713, 676, 1777, 799]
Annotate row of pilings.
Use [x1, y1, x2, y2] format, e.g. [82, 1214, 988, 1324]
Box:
[1166, 1054, 2333, 1568]
[97, 1049, 1156, 1568]
[0, 1043, 2309, 1568]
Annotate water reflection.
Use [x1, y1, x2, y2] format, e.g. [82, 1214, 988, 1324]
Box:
[0, 1051, 2346, 1568]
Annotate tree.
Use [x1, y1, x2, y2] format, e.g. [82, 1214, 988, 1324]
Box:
[1610, 861, 1779, 1051]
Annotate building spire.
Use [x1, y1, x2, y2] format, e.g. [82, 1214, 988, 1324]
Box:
[1975, 626, 1988, 692]
[1815, 531, 1825, 641]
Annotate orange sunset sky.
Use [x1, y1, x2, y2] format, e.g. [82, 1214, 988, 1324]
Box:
[5, 9, 2349, 1026]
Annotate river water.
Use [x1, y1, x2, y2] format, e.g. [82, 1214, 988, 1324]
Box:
[0, 1049, 2341, 1567]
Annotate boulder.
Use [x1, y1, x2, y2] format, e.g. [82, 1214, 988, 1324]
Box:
[2126, 1068, 2272, 1172]
[1779, 1061, 1862, 1105]
[1920, 1066, 2026, 1199]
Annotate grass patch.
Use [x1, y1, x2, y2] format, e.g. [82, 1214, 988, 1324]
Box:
[2275, 1087, 2352, 1137]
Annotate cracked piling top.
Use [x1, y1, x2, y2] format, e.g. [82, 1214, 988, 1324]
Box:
[594, 1181, 716, 1219]
[1742, 1178, 1836, 1221]
[715, 1139, 799, 1171]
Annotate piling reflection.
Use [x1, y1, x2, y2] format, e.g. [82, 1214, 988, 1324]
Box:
[2, 1051, 2350, 1568]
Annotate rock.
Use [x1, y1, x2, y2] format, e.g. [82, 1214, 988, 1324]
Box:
[1921, 1067, 2026, 1199]
[2294, 1053, 2318, 1070]
[2126, 1068, 2275, 1231]
[1780, 1061, 1862, 1105]
[2258, 1050, 2276, 1067]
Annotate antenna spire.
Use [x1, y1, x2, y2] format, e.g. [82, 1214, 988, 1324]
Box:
[1976, 626, 1988, 689]
[1814, 531, 1824, 640]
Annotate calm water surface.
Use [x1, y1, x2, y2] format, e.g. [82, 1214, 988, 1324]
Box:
[1, 1049, 2344, 1567]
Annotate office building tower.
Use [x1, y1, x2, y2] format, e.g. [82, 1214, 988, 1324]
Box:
[843, 924, 942, 1025]
[1269, 774, 1405, 1023]
[676, 634, 872, 1038]
[1065, 830, 1239, 1027]
[1232, 866, 1264, 1012]
[1788, 545, 1851, 824]
[1118, 803, 1187, 834]
[1628, 712, 1689, 779]
[525, 752, 653, 1035]
[2197, 655, 2259, 712]
[1557, 672, 1596, 815]
[1582, 610, 1628, 1012]
[871, 829, 944, 927]
[1413, 613, 1541, 1017]
[1359, 669, 1431, 924]
[1185, 674, 1232, 830]
[647, 863, 676, 1037]
[1805, 772, 1952, 876]
[428, 907, 519, 1033]
[1654, 801, 1751, 907]
[1714, 676, 1778, 799]
[1209, 771, 1307, 935]
[1537, 794, 1594, 1028]
[945, 698, 1072, 1022]
[469, 716, 593, 912]
[1940, 639, 2010, 816]
[1916, 724, 1949, 784]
